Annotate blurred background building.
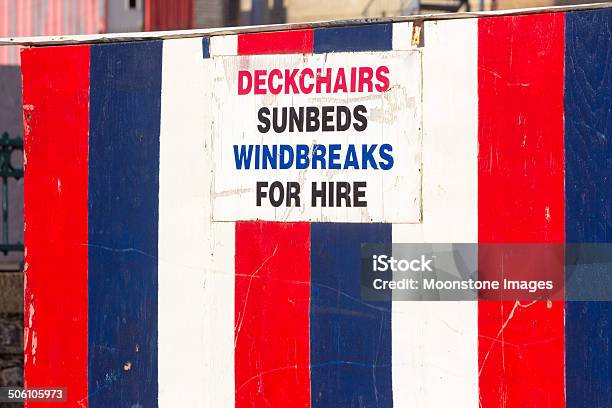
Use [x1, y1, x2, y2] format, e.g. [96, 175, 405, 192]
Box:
[0, 0, 600, 398]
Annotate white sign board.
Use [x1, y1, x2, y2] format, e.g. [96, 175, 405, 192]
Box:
[210, 51, 422, 223]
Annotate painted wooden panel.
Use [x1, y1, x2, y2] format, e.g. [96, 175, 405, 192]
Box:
[235, 222, 311, 407]
[87, 41, 162, 408]
[391, 17, 479, 408]
[158, 37, 208, 407]
[310, 223, 392, 407]
[478, 12, 566, 408]
[22, 44, 90, 408]
[565, 8, 612, 408]
[18, 7, 612, 407]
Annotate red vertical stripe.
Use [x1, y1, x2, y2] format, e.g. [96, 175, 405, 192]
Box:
[22, 45, 90, 407]
[238, 30, 314, 55]
[478, 13, 566, 408]
[235, 222, 311, 408]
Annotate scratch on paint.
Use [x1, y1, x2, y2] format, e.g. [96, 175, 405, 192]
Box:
[82, 243, 156, 259]
[236, 361, 392, 397]
[23, 104, 34, 134]
[31, 330, 37, 365]
[478, 67, 531, 87]
[24, 328, 29, 365]
[92, 344, 120, 353]
[234, 244, 279, 348]
[373, 317, 384, 407]
[214, 187, 252, 198]
[440, 318, 463, 335]
[82, 367, 125, 403]
[311, 361, 391, 369]
[229, 272, 391, 315]
[478, 300, 538, 376]
[236, 364, 301, 395]
[24, 301, 35, 365]
[28, 302, 34, 328]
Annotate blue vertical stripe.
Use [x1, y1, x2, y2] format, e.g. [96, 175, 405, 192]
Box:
[88, 41, 162, 407]
[565, 8, 612, 408]
[202, 37, 210, 58]
[310, 223, 393, 408]
[314, 24, 393, 53]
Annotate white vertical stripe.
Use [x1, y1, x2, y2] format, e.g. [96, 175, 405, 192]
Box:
[158, 38, 209, 407]
[203, 221, 235, 407]
[202, 40, 236, 405]
[392, 22, 414, 51]
[210, 34, 237, 56]
[159, 37, 235, 408]
[392, 18, 479, 408]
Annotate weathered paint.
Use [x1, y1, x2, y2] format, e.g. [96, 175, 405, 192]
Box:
[478, 12, 566, 407]
[88, 41, 161, 407]
[19, 6, 612, 407]
[22, 44, 90, 408]
[237, 29, 313, 55]
[203, 221, 236, 407]
[158, 37, 208, 407]
[209, 34, 237, 56]
[201, 37, 209, 58]
[391, 17, 479, 408]
[565, 8, 612, 408]
[235, 222, 311, 407]
[313, 23, 393, 53]
[310, 223, 392, 407]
